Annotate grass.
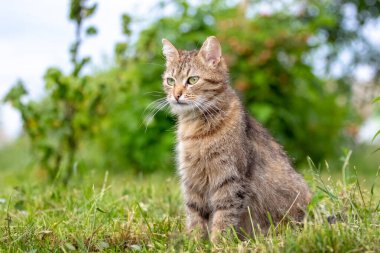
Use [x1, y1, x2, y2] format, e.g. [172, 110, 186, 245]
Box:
[0, 143, 379, 252]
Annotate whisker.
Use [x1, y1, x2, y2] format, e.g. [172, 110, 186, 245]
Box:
[141, 97, 169, 131]
[146, 100, 168, 118]
[143, 97, 167, 115]
[202, 98, 225, 116]
[195, 99, 224, 128]
[143, 91, 165, 95]
[143, 100, 169, 132]
[193, 101, 211, 129]
[142, 62, 166, 67]
[194, 100, 217, 130]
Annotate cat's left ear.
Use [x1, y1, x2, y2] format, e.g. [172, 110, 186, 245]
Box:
[198, 36, 222, 67]
[162, 39, 179, 63]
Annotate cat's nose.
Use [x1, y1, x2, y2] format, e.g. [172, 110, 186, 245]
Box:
[174, 91, 182, 101]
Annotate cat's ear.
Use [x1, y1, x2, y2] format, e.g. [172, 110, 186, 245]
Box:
[198, 36, 222, 67]
[162, 39, 179, 63]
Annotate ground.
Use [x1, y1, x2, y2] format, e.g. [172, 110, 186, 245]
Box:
[0, 142, 379, 252]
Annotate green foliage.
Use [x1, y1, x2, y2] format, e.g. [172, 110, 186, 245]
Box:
[89, 0, 362, 172]
[3, 0, 105, 183]
[320, 0, 380, 80]
[216, 8, 350, 162]
[4, 0, 379, 175]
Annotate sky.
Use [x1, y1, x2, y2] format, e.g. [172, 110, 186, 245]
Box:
[0, 0, 158, 140]
[0, 0, 379, 143]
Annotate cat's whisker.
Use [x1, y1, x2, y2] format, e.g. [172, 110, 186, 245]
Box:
[200, 106, 217, 129]
[193, 100, 218, 129]
[142, 98, 168, 126]
[143, 100, 169, 132]
[202, 100, 226, 119]
[197, 100, 219, 117]
[203, 97, 224, 113]
[143, 91, 165, 95]
[202, 103, 219, 116]
[190, 102, 197, 121]
[192, 101, 210, 125]
[143, 94, 166, 99]
[193, 101, 212, 129]
[142, 62, 166, 67]
[143, 97, 167, 115]
[203, 99, 228, 127]
[147, 100, 169, 118]
[144, 94, 166, 99]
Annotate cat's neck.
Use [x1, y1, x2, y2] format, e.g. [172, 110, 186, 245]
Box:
[177, 88, 241, 139]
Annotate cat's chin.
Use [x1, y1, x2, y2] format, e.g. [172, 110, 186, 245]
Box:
[169, 102, 195, 115]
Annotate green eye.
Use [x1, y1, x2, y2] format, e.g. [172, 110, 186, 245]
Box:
[167, 77, 175, 86]
[188, 76, 199, 85]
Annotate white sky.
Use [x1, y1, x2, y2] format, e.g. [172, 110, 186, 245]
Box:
[0, 0, 158, 140]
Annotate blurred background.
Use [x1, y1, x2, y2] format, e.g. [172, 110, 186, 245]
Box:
[0, 0, 379, 185]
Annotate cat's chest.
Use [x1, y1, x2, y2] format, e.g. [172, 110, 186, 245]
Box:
[176, 123, 236, 171]
[176, 137, 225, 176]
[176, 139, 212, 192]
[177, 139, 207, 168]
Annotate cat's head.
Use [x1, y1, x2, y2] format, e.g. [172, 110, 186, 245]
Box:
[161, 36, 228, 115]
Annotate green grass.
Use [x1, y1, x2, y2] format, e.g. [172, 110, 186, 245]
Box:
[0, 143, 379, 252]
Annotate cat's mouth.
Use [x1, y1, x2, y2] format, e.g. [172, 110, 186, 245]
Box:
[169, 100, 194, 114]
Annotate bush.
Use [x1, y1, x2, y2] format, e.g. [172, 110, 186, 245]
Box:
[7, 0, 377, 177]
[88, 0, 357, 172]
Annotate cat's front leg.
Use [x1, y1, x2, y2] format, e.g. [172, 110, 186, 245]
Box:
[209, 177, 246, 242]
[184, 189, 210, 238]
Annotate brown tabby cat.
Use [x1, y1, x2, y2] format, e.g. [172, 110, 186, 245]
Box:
[161, 36, 312, 241]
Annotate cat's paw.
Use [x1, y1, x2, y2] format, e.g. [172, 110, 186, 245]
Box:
[210, 229, 226, 245]
[187, 224, 208, 240]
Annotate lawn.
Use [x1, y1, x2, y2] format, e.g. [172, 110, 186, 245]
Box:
[0, 142, 379, 252]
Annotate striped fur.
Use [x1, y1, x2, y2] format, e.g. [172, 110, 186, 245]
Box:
[161, 36, 312, 241]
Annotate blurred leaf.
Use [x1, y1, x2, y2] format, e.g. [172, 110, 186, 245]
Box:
[69, 0, 81, 21]
[85, 26, 97, 36]
[115, 42, 128, 58]
[121, 14, 132, 36]
[3, 80, 27, 105]
[84, 3, 97, 18]
[372, 96, 380, 104]
[249, 103, 273, 124]
[14, 200, 25, 211]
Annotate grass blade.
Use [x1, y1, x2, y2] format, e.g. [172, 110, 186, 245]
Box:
[371, 96, 380, 104]
[371, 130, 380, 143]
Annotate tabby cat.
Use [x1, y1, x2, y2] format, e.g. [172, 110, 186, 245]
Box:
[161, 36, 311, 241]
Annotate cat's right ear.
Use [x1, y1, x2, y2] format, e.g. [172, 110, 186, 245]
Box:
[162, 39, 179, 64]
[198, 36, 222, 67]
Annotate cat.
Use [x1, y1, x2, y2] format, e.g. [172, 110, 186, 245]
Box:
[161, 36, 312, 242]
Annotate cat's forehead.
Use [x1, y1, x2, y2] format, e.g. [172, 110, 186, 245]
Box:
[178, 49, 198, 60]
[165, 50, 201, 76]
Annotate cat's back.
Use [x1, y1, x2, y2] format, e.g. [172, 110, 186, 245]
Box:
[244, 115, 312, 223]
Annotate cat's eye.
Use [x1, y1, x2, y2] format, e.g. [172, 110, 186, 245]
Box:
[187, 76, 199, 85]
[167, 77, 175, 86]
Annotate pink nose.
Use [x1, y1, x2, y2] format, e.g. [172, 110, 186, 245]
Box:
[174, 91, 182, 101]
